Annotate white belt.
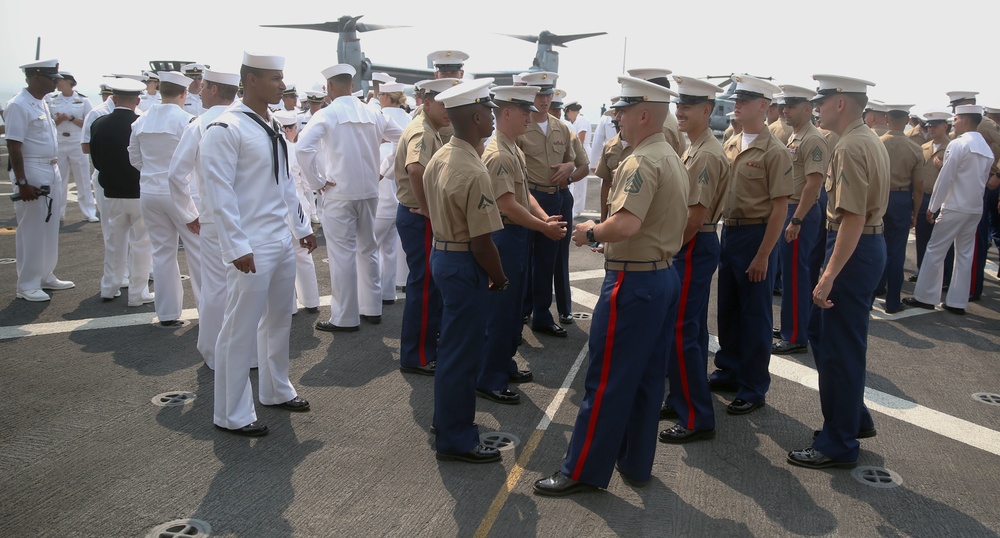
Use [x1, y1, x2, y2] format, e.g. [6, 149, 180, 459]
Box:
[22, 157, 58, 165]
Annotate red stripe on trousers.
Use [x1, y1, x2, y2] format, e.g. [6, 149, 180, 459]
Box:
[790, 237, 800, 343]
[674, 237, 696, 430]
[419, 220, 432, 366]
[571, 270, 625, 481]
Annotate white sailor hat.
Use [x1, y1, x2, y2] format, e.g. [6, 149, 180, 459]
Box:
[322, 64, 356, 80]
[883, 103, 914, 114]
[611, 75, 678, 109]
[182, 63, 207, 76]
[865, 100, 888, 113]
[492, 85, 540, 112]
[922, 111, 953, 124]
[730, 74, 780, 101]
[371, 72, 394, 84]
[550, 89, 566, 108]
[242, 52, 284, 71]
[811, 74, 875, 102]
[435, 78, 496, 109]
[20, 59, 62, 78]
[283, 84, 297, 96]
[105, 78, 146, 95]
[112, 73, 146, 83]
[305, 91, 325, 103]
[99, 83, 112, 95]
[352, 89, 364, 98]
[955, 104, 984, 116]
[143, 70, 159, 81]
[415, 78, 462, 96]
[58, 71, 76, 83]
[672, 75, 723, 104]
[273, 109, 298, 127]
[204, 69, 240, 87]
[519, 72, 558, 95]
[946, 90, 978, 105]
[428, 50, 469, 71]
[381, 82, 405, 93]
[775, 83, 815, 104]
[159, 71, 194, 88]
[627, 68, 673, 88]
[984, 106, 1000, 115]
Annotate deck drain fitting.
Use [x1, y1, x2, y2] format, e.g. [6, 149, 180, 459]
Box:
[480, 432, 520, 451]
[321, 258, 329, 264]
[0, 258, 15, 264]
[145, 518, 211, 537]
[180, 274, 190, 281]
[851, 466, 902, 489]
[151, 392, 197, 407]
[972, 392, 1000, 406]
[571, 312, 592, 320]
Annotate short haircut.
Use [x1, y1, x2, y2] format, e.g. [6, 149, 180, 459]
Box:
[159, 81, 187, 98]
[960, 113, 983, 127]
[207, 81, 238, 101]
[240, 65, 265, 85]
[846, 93, 869, 110]
[329, 73, 353, 86]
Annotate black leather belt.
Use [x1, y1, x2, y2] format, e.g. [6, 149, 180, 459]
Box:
[604, 260, 671, 272]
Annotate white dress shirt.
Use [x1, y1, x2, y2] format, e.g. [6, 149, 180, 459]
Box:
[167, 104, 231, 224]
[929, 130, 994, 215]
[129, 103, 193, 195]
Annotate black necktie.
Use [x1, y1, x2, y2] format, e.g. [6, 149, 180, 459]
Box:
[241, 111, 288, 184]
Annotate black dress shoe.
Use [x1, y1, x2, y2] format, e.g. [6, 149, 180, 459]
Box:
[522, 314, 531, 325]
[436, 444, 501, 463]
[316, 321, 360, 332]
[812, 428, 877, 440]
[532, 324, 567, 337]
[658, 424, 716, 444]
[559, 314, 575, 325]
[943, 305, 966, 315]
[360, 314, 382, 324]
[533, 471, 597, 497]
[304, 306, 319, 314]
[901, 297, 935, 310]
[772, 340, 807, 354]
[159, 319, 184, 327]
[660, 404, 679, 420]
[773, 287, 782, 296]
[969, 295, 982, 302]
[772, 327, 781, 339]
[615, 464, 650, 488]
[215, 421, 268, 437]
[884, 304, 905, 314]
[907, 274, 918, 282]
[726, 398, 765, 415]
[874, 289, 886, 298]
[708, 375, 739, 393]
[509, 369, 533, 383]
[263, 396, 310, 412]
[382, 299, 396, 305]
[400, 362, 436, 376]
[476, 388, 521, 405]
[787, 447, 857, 469]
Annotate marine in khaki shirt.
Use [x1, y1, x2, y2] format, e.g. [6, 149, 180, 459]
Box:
[826, 118, 890, 228]
[683, 127, 730, 229]
[424, 137, 503, 243]
[395, 117, 444, 209]
[517, 114, 576, 187]
[921, 136, 950, 195]
[786, 122, 830, 204]
[595, 133, 630, 222]
[880, 127, 927, 220]
[722, 128, 793, 220]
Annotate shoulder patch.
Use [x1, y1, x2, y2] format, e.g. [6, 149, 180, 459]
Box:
[496, 162, 509, 177]
[206, 122, 229, 129]
[477, 194, 496, 213]
[811, 146, 824, 163]
[623, 169, 643, 194]
[415, 139, 425, 151]
[837, 170, 850, 187]
[189, 117, 197, 124]
[697, 166, 710, 186]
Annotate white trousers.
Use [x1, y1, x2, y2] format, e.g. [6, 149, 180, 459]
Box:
[99, 198, 152, 303]
[14, 161, 63, 293]
[57, 143, 97, 220]
[213, 236, 298, 429]
[373, 216, 400, 301]
[571, 176, 589, 218]
[196, 222, 227, 369]
[293, 233, 320, 309]
[913, 209, 980, 309]
[141, 193, 202, 321]
[321, 197, 381, 325]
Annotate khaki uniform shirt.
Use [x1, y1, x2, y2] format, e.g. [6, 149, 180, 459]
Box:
[516, 114, 575, 187]
[880, 130, 927, 190]
[595, 134, 628, 184]
[921, 139, 950, 195]
[723, 125, 736, 141]
[394, 116, 443, 208]
[568, 129, 590, 169]
[820, 128, 840, 149]
[825, 118, 890, 227]
[483, 131, 530, 216]
[871, 126, 889, 137]
[787, 123, 831, 203]
[424, 137, 503, 242]
[907, 126, 927, 146]
[682, 128, 730, 225]
[605, 132, 688, 262]
[663, 112, 685, 158]
[977, 116, 1000, 172]
[722, 128, 794, 219]
[768, 118, 794, 145]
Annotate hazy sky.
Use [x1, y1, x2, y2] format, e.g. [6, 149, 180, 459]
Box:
[2, 0, 998, 122]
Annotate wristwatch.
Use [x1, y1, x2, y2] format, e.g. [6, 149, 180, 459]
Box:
[586, 227, 596, 243]
[790, 217, 803, 226]
[494, 279, 509, 292]
[14, 178, 28, 186]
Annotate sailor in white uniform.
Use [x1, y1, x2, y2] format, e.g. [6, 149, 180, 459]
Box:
[166, 69, 240, 368]
[297, 90, 324, 130]
[46, 71, 97, 222]
[296, 64, 403, 332]
[374, 82, 411, 303]
[199, 52, 317, 436]
[181, 63, 206, 117]
[129, 71, 202, 326]
[7, 59, 75, 302]
[82, 85, 116, 246]
[137, 71, 161, 113]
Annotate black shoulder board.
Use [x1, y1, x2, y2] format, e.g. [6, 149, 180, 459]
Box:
[189, 117, 197, 124]
[78, 92, 87, 98]
[207, 122, 229, 129]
